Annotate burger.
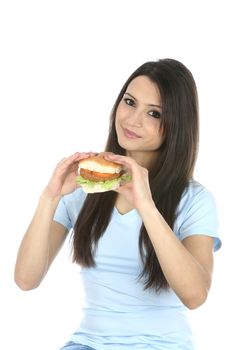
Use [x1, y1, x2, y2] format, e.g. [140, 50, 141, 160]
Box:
[76, 153, 131, 193]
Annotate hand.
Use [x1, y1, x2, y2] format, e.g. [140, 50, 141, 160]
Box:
[44, 152, 97, 199]
[104, 153, 155, 212]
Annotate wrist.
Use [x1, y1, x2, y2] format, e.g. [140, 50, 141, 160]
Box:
[40, 188, 62, 205]
[137, 200, 157, 216]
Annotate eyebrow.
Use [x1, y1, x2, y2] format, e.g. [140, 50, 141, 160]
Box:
[124, 92, 162, 109]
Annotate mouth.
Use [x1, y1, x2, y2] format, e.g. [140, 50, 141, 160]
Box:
[123, 127, 141, 139]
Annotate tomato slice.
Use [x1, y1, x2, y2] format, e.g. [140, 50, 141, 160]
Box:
[80, 168, 120, 181]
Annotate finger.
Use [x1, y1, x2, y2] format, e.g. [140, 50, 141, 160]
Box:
[104, 153, 131, 163]
[104, 154, 137, 171]
[104, 153, 124, 163]
[64, 151, 97, 165]
[99, 151, 116, 157]
[55, 152, 93, 174]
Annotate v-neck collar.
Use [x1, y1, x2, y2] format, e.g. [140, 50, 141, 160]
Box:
[113, 206, 137, 219]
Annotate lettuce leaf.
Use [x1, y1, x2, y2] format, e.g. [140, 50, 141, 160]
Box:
[76, 174, 132, 190]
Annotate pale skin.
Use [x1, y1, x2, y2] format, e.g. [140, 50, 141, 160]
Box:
[15, 76, 214, 310]
[14, 152, 97, 290]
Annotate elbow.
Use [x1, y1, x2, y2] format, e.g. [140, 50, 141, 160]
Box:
[15, 280, 39, 291]
[182, 288, 208, 310]
[14, 270, 41, 291]
[14, 277, 39, 291]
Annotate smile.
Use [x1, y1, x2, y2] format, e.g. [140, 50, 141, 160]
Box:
[123, 128, 141, 139]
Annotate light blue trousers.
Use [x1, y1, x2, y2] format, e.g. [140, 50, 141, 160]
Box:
[59, 342, 95, 350]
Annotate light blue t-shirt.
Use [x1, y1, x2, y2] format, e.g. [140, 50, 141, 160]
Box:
[54, 180, 221, 350]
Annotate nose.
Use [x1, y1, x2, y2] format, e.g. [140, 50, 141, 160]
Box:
[127, 108, 143, 127]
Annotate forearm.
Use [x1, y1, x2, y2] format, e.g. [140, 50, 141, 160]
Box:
[14, 191, 61, 290]
[139, 202, 210, 309]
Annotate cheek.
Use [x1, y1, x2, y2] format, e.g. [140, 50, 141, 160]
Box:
[115, 107, 123, 130]
[147, 122, 164, 142]
[158, 125, 166, 142]
[115, 104, 125, 121]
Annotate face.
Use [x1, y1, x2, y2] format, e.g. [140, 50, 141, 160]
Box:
[115, 75, 164, 161]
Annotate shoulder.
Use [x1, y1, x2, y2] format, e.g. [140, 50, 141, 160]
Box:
[61, 188, 88, 216]
[174, 179, 221, 251]
[178, 179, 216, 212]
[54, 188, 87, 230]
[183, 179, 212, 197]
[177, 179, 218, 222]
[62, 188, 87, 207]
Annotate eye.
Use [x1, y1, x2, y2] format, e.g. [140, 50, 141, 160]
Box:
[123, 98, 135, 107]
[148, 110, 161, 119]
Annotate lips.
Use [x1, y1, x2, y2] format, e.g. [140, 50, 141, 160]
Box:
[123, 127, 141, 139]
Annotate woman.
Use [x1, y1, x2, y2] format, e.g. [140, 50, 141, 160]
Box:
[15, 59, 221, 350]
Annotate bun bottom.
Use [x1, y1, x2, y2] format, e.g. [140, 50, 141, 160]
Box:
[80, 182, 120, 193]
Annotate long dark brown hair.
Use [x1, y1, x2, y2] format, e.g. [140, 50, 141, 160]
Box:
[73, 58, 199, 291]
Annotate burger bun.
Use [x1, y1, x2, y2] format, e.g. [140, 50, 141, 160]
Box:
[76, 153, 130, 193]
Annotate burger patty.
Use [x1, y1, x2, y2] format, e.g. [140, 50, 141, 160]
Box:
[80, 168, 121, 182]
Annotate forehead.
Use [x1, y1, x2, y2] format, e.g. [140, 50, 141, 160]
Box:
[126, 75, 161, 105]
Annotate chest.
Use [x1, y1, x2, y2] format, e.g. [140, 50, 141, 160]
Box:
[94, 205, 143, 274]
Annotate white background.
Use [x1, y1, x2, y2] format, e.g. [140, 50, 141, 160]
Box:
[0, 1, 232, 349]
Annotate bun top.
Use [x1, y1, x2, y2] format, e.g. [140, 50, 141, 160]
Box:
[79, 153, 122, 174]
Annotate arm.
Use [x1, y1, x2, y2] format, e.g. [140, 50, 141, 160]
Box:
[139, 203, 214, 309]
[104, 153, 215, 309]
[14, 194, 68, 290]
[14, 152, 96, 290]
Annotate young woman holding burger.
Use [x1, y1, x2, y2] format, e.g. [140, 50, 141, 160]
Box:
[15, 58, 221, 350]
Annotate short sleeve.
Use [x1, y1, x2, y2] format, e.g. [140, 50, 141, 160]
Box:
[53, 189, 87, 232]
[53, 196, 73, 231]
[177, 185, 221, 252]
